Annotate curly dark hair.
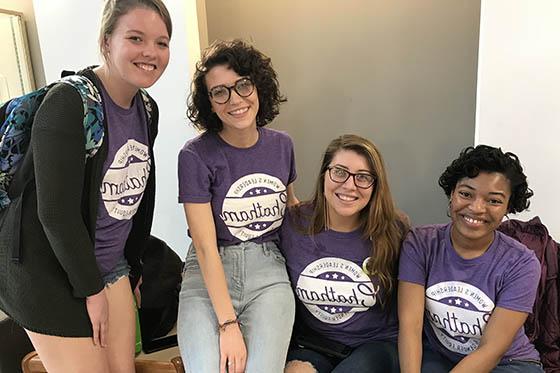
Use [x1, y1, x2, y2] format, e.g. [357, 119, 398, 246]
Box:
[438, 145, 533, 214]
[186, 39, 287, 132]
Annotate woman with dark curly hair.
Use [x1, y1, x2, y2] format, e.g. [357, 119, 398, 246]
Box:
[398, 145, 543, 373]
[177, 40, 297, 373]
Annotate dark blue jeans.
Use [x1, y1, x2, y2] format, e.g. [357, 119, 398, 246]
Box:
[287, 340, 399, 373]
[422, 346, 544, 373]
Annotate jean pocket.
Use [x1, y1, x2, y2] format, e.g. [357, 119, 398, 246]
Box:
[265, 243, 286, 264]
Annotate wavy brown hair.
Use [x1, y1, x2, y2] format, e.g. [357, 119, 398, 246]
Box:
[294, 134, 408, 304]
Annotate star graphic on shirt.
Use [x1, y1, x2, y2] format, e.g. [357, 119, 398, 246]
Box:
[330, 307, 337, 313]
[255, 224, 261, 229]
[128, 198, 134, 204]
[332, 273, 339, 279]
[454, 298, 462, 306]
[255, 189, 261, 194]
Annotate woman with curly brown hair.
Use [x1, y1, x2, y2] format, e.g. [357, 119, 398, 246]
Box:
[177, 40, 297, 373]
[398, 145, 543, 373]
[282, 134, 408, 373]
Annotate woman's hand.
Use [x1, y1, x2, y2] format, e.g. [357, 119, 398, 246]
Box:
[86, 288, 109, 347]
[219, 323, 247, 373]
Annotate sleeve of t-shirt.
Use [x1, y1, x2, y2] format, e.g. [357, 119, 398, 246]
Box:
[177, 144, 212, 203]
[398, 229, 428, 286]
[496, 248, 540, 314]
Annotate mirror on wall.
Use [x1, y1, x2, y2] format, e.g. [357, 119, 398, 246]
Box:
[0, 9, 35, 103]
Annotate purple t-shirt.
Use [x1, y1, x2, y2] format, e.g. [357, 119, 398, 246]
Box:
[178, 127, 296, 246]
[280, 207, 398, 347]
[94, 85, 150, 275]
[398, 223, 541, 363]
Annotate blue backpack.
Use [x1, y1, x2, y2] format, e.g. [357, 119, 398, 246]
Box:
[0, 74, 153, 210]
[0, 75, 104, 209]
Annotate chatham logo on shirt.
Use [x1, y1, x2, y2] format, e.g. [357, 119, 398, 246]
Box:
[425, 281, 494, 354]
[100, 139, 150, 220]
[220, 173, 287, 241]
[296, 257, 379, 324]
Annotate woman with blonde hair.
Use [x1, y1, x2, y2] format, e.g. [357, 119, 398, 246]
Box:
[281, 134, 407, 373]
[0, 1, 171, 372]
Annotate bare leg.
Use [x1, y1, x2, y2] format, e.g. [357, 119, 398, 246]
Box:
[104, 275, 136, 373]
[25, 276, 136, 373]
[285, 360, 318, 373]
[26, 331, 110, 373]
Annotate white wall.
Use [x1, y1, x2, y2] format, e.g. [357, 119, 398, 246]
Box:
[33, 0, 200, 257]
[0, 0, 46, 86]
[476, 0, 560, 240]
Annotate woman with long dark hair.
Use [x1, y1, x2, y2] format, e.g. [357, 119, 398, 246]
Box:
[282, 134, 407, 373]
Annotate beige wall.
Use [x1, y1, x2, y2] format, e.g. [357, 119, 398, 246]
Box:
[205, 0, 480, 224]
[0, 0, 45, 87]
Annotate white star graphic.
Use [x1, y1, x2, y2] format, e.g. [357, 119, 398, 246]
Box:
[128, 198, 134, 204]
[454, 298, 462, 306]
[255, 189, 261, 194]
[255, 224, 261, 229]
[332, 273, 339, 279]
[330, 307, 337, 313]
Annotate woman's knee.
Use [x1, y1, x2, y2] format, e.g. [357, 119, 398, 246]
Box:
[285, 360, 318, 373]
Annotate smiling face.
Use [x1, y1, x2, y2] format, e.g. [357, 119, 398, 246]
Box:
[103, 7, 170, 91]
[324, 149, 375, 231]
[205, 65, 259, 136]
[450, 172, 511, 253]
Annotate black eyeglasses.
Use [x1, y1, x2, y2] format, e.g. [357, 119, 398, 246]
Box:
[208, 77, 255, 104]
[326, 166, 376, 189]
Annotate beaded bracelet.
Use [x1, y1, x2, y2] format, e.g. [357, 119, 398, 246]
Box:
[218, 318, 239, 333]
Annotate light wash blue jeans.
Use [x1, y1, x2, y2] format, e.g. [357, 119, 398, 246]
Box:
[177, 241, 295, 373]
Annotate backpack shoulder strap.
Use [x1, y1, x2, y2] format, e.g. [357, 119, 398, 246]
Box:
[59, 75, 105, 159]
[139, 89, 153, 124]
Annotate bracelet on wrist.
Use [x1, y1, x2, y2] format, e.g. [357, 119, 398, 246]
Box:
[218, 318, 239, 333]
